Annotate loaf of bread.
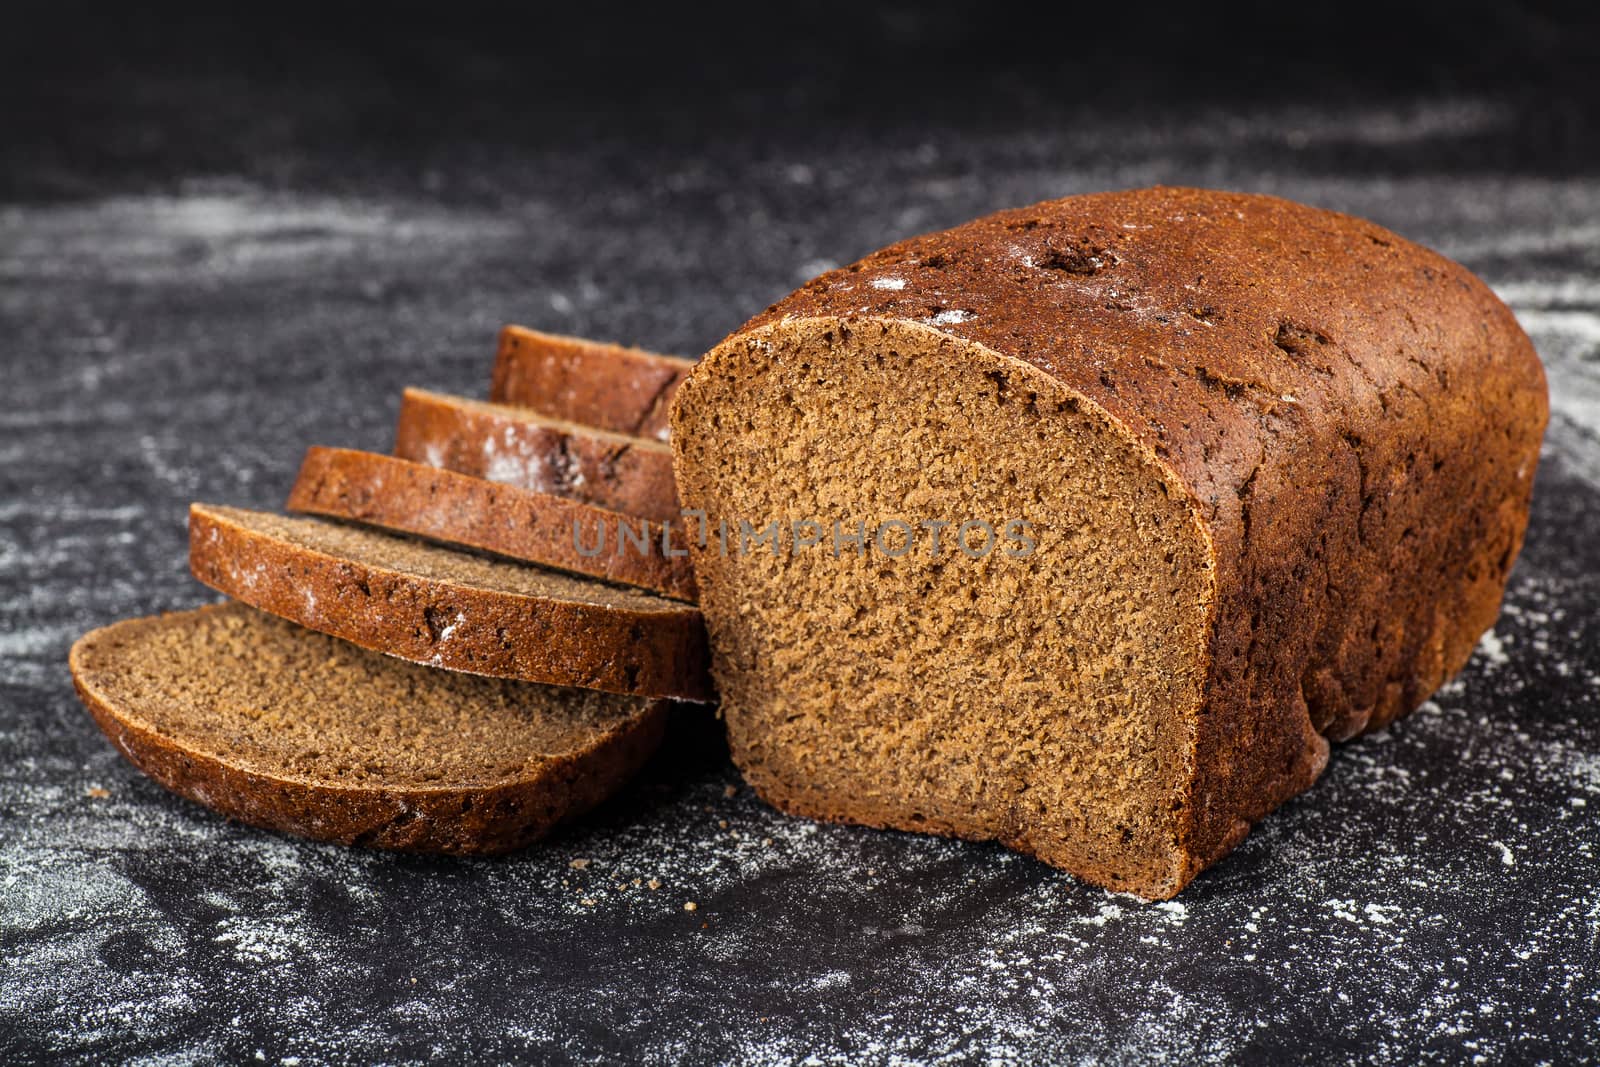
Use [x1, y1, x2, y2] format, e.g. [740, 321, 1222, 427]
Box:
[670, 186, 1548, 898]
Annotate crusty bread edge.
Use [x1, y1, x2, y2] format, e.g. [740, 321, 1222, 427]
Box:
[394, 388, 681, 522]
[188, 504, 713, 701]
[287, 446, 698, 602]
[400, 387, 675, 453]
[490, 324, 693, 440]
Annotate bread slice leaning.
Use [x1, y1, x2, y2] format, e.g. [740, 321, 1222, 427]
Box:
[490, 324, 693, 442]
[287, 446, 698, 601]
[70, 603, 669, 853]
[395, 387, 680, 521]
[189, 504, 711, 700]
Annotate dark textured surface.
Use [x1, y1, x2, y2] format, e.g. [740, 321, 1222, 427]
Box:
[2, 7, 1598, 1063]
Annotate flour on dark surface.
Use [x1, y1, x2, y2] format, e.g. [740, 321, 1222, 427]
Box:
[3, 12, 1599, 1063]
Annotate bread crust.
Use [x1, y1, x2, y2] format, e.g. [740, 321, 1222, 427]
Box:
[490, 324, 693, 442]
[394, 388, 680, 522]
[189, 504, 712, 701]
[287, 446, 698, 601]
[70, 605, 669, 855]
[684, 186, 1548, 895]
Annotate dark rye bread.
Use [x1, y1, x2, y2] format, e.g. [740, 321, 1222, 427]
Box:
[70, 604, 668, 853]
[671, 186, 1548, 899]
[189, 504, 711, 700]
[287, 447, 697, 601]
[395, 387, 680, 521]
[490, 324, 693, 442]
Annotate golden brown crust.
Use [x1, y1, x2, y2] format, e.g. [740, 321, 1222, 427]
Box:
[188, 504, 713, 701]
[394, 387, 680, 521]
[287, 446, 698, 601]
[70, 605, 669, 855]
[490, 324, 693, 442]
[707, 185, 1548, 892]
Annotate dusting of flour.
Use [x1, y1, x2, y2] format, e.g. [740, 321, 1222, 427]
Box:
[4, 168, 1600, 1064]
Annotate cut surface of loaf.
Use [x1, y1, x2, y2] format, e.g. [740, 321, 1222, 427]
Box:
[70, 603, 668, 853]
[671, 186, 1548, 898]
[189, 504, 711, 700]
[287, 446, 697, 601]
[395, 387, 679, 521]
[490, 324, 693, 442]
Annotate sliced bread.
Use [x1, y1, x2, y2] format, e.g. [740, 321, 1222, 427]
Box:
[70, 603, 668, 853]
[394, 387, 680, 521]
[287, 446, 697, 601]
[189, 504, 711, 700]
[490, 324, 693, 442]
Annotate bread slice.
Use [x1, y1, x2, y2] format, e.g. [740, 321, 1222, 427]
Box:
[490, 324, 693, 442]
[70, 603, 668, 853]
[670, 187, 1547, 898]
[394, 387, 679, 521]
[189, 504, 711, 700]
[287, 446, 697, 601]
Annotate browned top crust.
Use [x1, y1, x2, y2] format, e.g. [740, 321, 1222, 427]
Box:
[734, 185, 1549, 876]
[394, 387, 681, 522]
[491, 324, 693, 442]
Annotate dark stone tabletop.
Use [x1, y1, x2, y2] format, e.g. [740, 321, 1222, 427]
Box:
[2, 6, 1596, 1063]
